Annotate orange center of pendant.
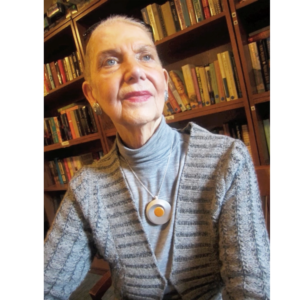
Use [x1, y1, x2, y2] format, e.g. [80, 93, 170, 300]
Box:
[154, 207, 165, 217]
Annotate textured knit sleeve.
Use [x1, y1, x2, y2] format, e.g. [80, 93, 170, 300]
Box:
[219, 140, 270, 300]
[44, 170, 96, 300]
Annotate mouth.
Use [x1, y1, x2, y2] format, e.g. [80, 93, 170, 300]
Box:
[122, 91, 152, 103]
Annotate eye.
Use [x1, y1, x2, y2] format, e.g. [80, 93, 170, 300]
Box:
[103, 58, 117, 66]
[141, 54, 152, 61]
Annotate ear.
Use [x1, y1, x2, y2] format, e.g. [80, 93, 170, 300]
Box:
[82, 80, 97, 108]
[162, 68, 169, 90]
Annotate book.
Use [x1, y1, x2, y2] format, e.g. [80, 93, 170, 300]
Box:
[168, 77, 187, 111]
[204, 65, 215, 105]
[241, 124, 253, 157]
[62, 58, 70, 81]
[44, 65, 51, 91]
[192, 0, 205, 22]
[45, 63, 56, 90]
[57, 159, 68, 184]
[64, 110, 76, 139]
[57, 103, 78, 113]
[53, 116, 63, 143]
[161, 1, 177, 36]
[180, 0, 192, 27]
[157, 4, 168, 38]
[70, 110, 80, 138]
[49, 160, 60, 185]
[174, 0, 188, 30]
[49, 61, 60, 88]
[185, 0, 197, 25]
[152, 3, 167, 40]
[248, 26, 270, 43]
[66, 157, 75, 178]
[53, 158, 64, 185]
[73, 109, 84, 137]
[257, 39, 270, 91]
[63, 158, 72, 182]
[146, 4, 160, 41]
[263, 119, 270, 155]
[201, 0, 211, 19]
[248, 42, 265, 93]
[220, 51, 238, 100]
[209, 62, 220, 104]
[44, 119, 54, 145]
[181, 64, 199, 109]
[77, 107, 90, 136]
[191, 66, 202, 107]
[213, 60, 226, 102]
[197, 66, 211, 106]
[44, 72, 50, 94]
[217, 53, 230, 101]
[86, 105, 98, 133]
[207, 0, 216, 16]
[212, 0, 222, 14]
[167, 87, 182, 113]
[59, 113, 72, 141]
[195, 66, 206, 107]
[141, 7, 150, 24]
[169, 70, 192, 110]
[55, 61, 63, 85]
[48, 117, 59, 143]
[69, 54, 77, 79]
[229, 51, 242, 98]
[71, 52, 81, 77]
[64, 56, 74, 81]
[57, 59, 67, 84]
[169, 0, 182, 32]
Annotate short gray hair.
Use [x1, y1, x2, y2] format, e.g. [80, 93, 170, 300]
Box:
[83, 15, 155, 83]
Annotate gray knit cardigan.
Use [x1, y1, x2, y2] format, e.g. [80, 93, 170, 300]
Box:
[44, 122, 270, 300]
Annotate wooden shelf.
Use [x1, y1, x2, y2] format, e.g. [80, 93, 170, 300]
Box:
[253, 91, 270, 105]
[44, 17, 71, 40]
[45, 184, 68, 192]
[44, 133, 101, 152]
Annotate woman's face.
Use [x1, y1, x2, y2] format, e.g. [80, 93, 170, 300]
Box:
[85, 22, 168, 129]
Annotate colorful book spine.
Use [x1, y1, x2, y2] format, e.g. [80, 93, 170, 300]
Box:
[71, 52, 81, 77]
[248, 42, 265, 93]
[192, 0, 205, 22]
[57, 59, 67, 84]
[174, 0, 188, 30]
[151, 3, 166, 40]
[57, 159, 68, 184]
[55, 61, 63, 85]
[180, 0, 191, 27]
[161, 1, 177, 36]
[212, 0, 222, 14]
[229, 51, 242, 98]
[185, 0, 197, 25]
[182, 64, 199, 109]
[53, 116, 63, 143]
[195, 66, 206, 107]
[69, 54, 77, 79]
[64, 111, 76, 139]
[217, 53, 230, 101]
[46, 63, 55, 90]
[147, 4, 160, 41]
[48, 117, 59, 143]
[201, 0, 211, 19]
[168, 77, 187, 111]
[257, 39, 270, 91]
[157, 5, 168, 38]
[169, 70, 192, 110]
[191, 66, 202, 107]
[213, 60, 226, 102]
[167, 87, 182, 113]
[50, 61, 60, 88]
[63, 158, 72, 182]
[207, 0, 216, 16]
[54, 158, 64, 185]
[204, 66, 215, 104]
[198, 66, 211, 106]
[141, 7, 150, 24]
[169, 0, 182, 32]
[64, 56, 74, 81]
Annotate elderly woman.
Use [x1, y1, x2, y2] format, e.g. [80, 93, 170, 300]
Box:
[44, 16, 270, 300]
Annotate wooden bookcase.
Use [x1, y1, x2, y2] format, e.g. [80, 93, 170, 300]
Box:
[44, 0, 270, 269]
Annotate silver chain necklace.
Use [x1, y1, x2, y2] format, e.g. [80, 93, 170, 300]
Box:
[121, 138, 175, 225]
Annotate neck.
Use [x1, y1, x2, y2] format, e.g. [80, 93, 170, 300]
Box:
[115, 117, 162, 149]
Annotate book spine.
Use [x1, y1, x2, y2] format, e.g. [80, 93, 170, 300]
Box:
[44, 72, 50, 94]
[55, 61, 63, 85]
[167, 87, 182, 113]
[87, 105, 98, 133]
[195, 66, 206, 107]
[44, 65, 51, 91]
[213, 60, 226, 102]
[77, 108, 89, 136]
[147, 5, 160, 42]
[229, 51, 243, 98]
[191, 67, 202, 107]
[49, 61, 60, 88]
[46, 63, 55, 89]
[217, 53, 230, 100]
[207, 0, 216, 16]
[66, 157, 75, 178]
[174, 0, 187, 30]
[157, 5, 168, 38]
[64, 56, 74, 81]
[169, 0, 182, 32]
[212, 0, 222, 14]
[161, 2, 177, 36]
[198, 66, 211, 106]
[209, 62, 220, 103]
[69, 110, 80, 138]
[182, 64, 198, 109]
[73, 109, 84, 136]
[64, 111, 77, 139]
[257, 39, 270, 91]
[168, 77, 187, 111]
[221, 51, 238, 100]
[69, 54, 77, 79]
[180, 0, 191, 27]
[204, 66, 215, 104]
[241, 124, 253, 158]
[169, 70, 191, 109]
[71, 52, 81, 77]
[57, 159, 68, 184]
[53, 116, 63, 143]
[49, 117, 59, 143]
[54, 158, 64, 185]
[57, 59, 67, 84]
[77, 51, 84, 74]
[248, 42, 266, 93]
[141, 7, 150, 24]
[44, 119, 53, 145]
[185, 0, 197, 25]
[201, 0, 211, 19]
[192, 0, 205, 22]
[63, 158, 72, 182]
[61, 113, 72, 140]
[49, 161, 60, 185]
[80, 107, 92, 134]
[151, 4, 165, 40]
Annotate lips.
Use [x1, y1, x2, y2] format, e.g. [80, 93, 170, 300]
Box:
[122, 91, 152, 103]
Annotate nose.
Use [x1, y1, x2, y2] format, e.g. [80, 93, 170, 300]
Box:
[123, 56, 146, 83]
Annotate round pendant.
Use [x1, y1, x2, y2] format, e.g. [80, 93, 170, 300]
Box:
[146, 197, 171, 225]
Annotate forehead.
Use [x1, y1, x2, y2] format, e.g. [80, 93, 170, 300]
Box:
[89, 22, 154, 53]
